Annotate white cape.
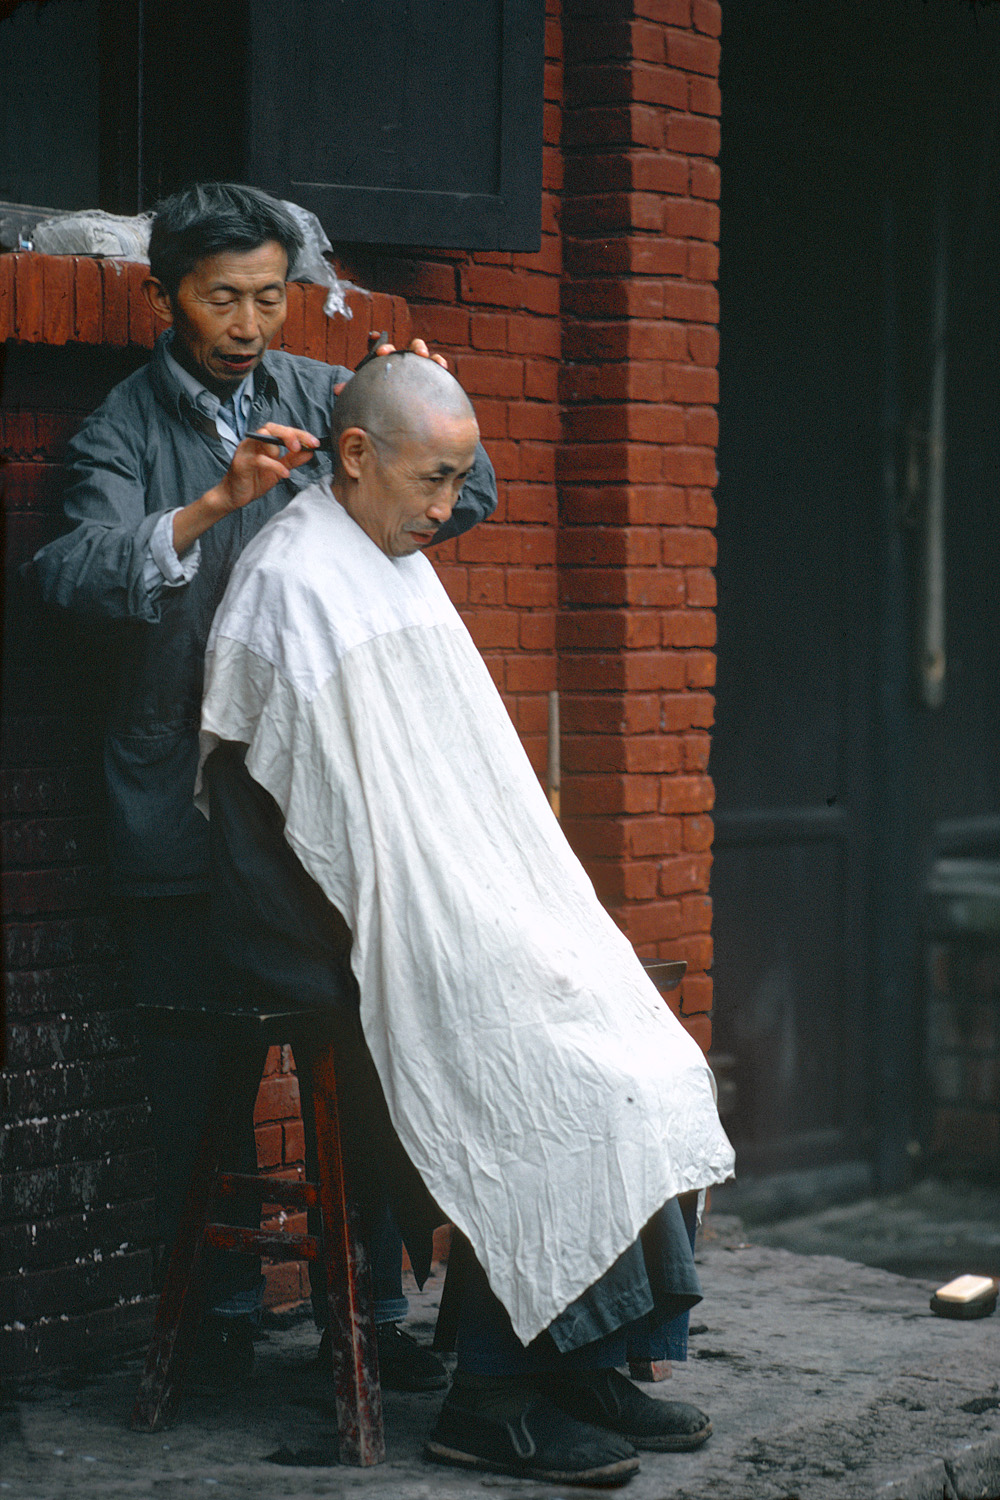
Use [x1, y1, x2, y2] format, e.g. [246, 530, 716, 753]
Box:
[199, 480, 735, 1344]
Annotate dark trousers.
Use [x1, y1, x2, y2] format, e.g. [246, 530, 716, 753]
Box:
[450, 1195, 701, 1376]
[126, 893, 407, 1321]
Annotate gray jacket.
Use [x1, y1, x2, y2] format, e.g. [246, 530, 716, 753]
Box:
[33, 333, 498, 895]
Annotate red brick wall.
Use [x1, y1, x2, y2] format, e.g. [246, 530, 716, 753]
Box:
[340, 0, 723, 1052]
[2, 337, 158, 1370]
[558, 0, 720, 1048]
[255, 1046, 310, 1306]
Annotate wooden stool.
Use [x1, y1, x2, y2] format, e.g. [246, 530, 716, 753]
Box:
[131, 1003, 384, 1466]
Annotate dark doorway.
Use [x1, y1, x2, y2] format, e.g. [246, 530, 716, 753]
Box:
[713, 0, 1000, 1201]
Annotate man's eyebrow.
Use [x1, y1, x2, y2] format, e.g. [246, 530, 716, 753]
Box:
[426, 461, 475, 478]
[206, 280, 285, 295]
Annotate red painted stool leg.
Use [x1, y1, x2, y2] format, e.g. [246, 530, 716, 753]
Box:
[310, 1039, 385, 1466]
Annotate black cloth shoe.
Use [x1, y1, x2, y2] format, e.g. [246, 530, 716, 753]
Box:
[542, 1367, 712, 1452]
[187, 1313, 255, 1391]
[377, 1322, 450, 1391]
[317, 1322, 449, 1391]
[425, 1374, 640, 1487]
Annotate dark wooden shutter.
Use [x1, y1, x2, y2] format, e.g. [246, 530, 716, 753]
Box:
[103, 0, 544, 251]
[249, 0, 546, 253]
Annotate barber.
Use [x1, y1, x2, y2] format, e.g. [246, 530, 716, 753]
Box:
[32, 181, 497, 1389]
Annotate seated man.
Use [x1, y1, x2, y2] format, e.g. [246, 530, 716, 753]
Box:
[197, 353, 735, 1488]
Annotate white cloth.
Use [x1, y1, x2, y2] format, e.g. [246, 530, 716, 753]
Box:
[199, 480, 735, 1345]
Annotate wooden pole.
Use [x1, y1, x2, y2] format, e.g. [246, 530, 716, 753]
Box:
[547, 688, 560, 820]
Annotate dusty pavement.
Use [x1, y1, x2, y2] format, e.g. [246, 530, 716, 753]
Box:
[738, 1177, 1000, 1284]
[2, 1217, 999, 1500]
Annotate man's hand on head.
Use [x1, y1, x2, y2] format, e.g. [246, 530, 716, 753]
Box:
[171, 424, 320, 557]
[333, 337, 449, 396]
[399, 337, 449, 370]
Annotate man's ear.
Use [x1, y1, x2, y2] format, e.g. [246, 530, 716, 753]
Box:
[143, 277, 174, 326]
[339, 428, 370, 480]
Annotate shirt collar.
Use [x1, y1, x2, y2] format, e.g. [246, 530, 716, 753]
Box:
[162, 331, 255, 420]
[151, 330, 281, 425]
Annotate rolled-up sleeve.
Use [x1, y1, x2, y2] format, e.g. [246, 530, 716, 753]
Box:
[146, 510, 202, 592]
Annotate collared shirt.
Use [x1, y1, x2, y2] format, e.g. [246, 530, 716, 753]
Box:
[145, 338, 257, 593]
[162, 338, 255, 455]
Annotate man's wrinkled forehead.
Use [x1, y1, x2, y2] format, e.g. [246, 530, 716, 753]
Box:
[401, 411, 480, 467]
[374, 405, 479, 461]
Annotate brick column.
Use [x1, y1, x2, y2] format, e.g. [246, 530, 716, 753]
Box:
[558, 0, 721, 1050]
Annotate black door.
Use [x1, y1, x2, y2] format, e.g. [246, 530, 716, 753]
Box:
[713, 0, 1000, 1195]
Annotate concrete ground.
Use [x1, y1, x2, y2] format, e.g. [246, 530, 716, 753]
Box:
[2, 1186, 998, 1500]
[738, 1176, 1000, 1283]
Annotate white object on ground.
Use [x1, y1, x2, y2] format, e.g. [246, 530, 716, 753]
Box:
[934, 1274, 996, 1303]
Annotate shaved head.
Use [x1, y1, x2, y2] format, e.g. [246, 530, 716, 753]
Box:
[330, 351, 481, 557]
[331, 350, 476, 475]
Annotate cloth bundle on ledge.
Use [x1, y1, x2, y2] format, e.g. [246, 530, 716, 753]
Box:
[198, 480, 735, 1345]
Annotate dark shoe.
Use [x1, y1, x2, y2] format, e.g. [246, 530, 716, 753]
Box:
[188, 1313, 255, 1391]
[543, 1367, 712, 1453]
[377, 1322, 450, 1392]
[425, 1375, 640, 1487]
[317, 1322, 449, 1392]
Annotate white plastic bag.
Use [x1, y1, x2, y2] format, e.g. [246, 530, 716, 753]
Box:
[281, 200, 356, 320]
[32, 210, 153, 261]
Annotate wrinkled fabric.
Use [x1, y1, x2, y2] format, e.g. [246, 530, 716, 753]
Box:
[199, 480, 735, 1345]
[203, 741, 700, 1352]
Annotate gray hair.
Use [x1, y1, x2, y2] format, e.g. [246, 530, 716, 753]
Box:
[148, 182, 304, 299]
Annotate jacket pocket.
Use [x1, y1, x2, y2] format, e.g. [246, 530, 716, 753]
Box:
[104, 724, 208, 888]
